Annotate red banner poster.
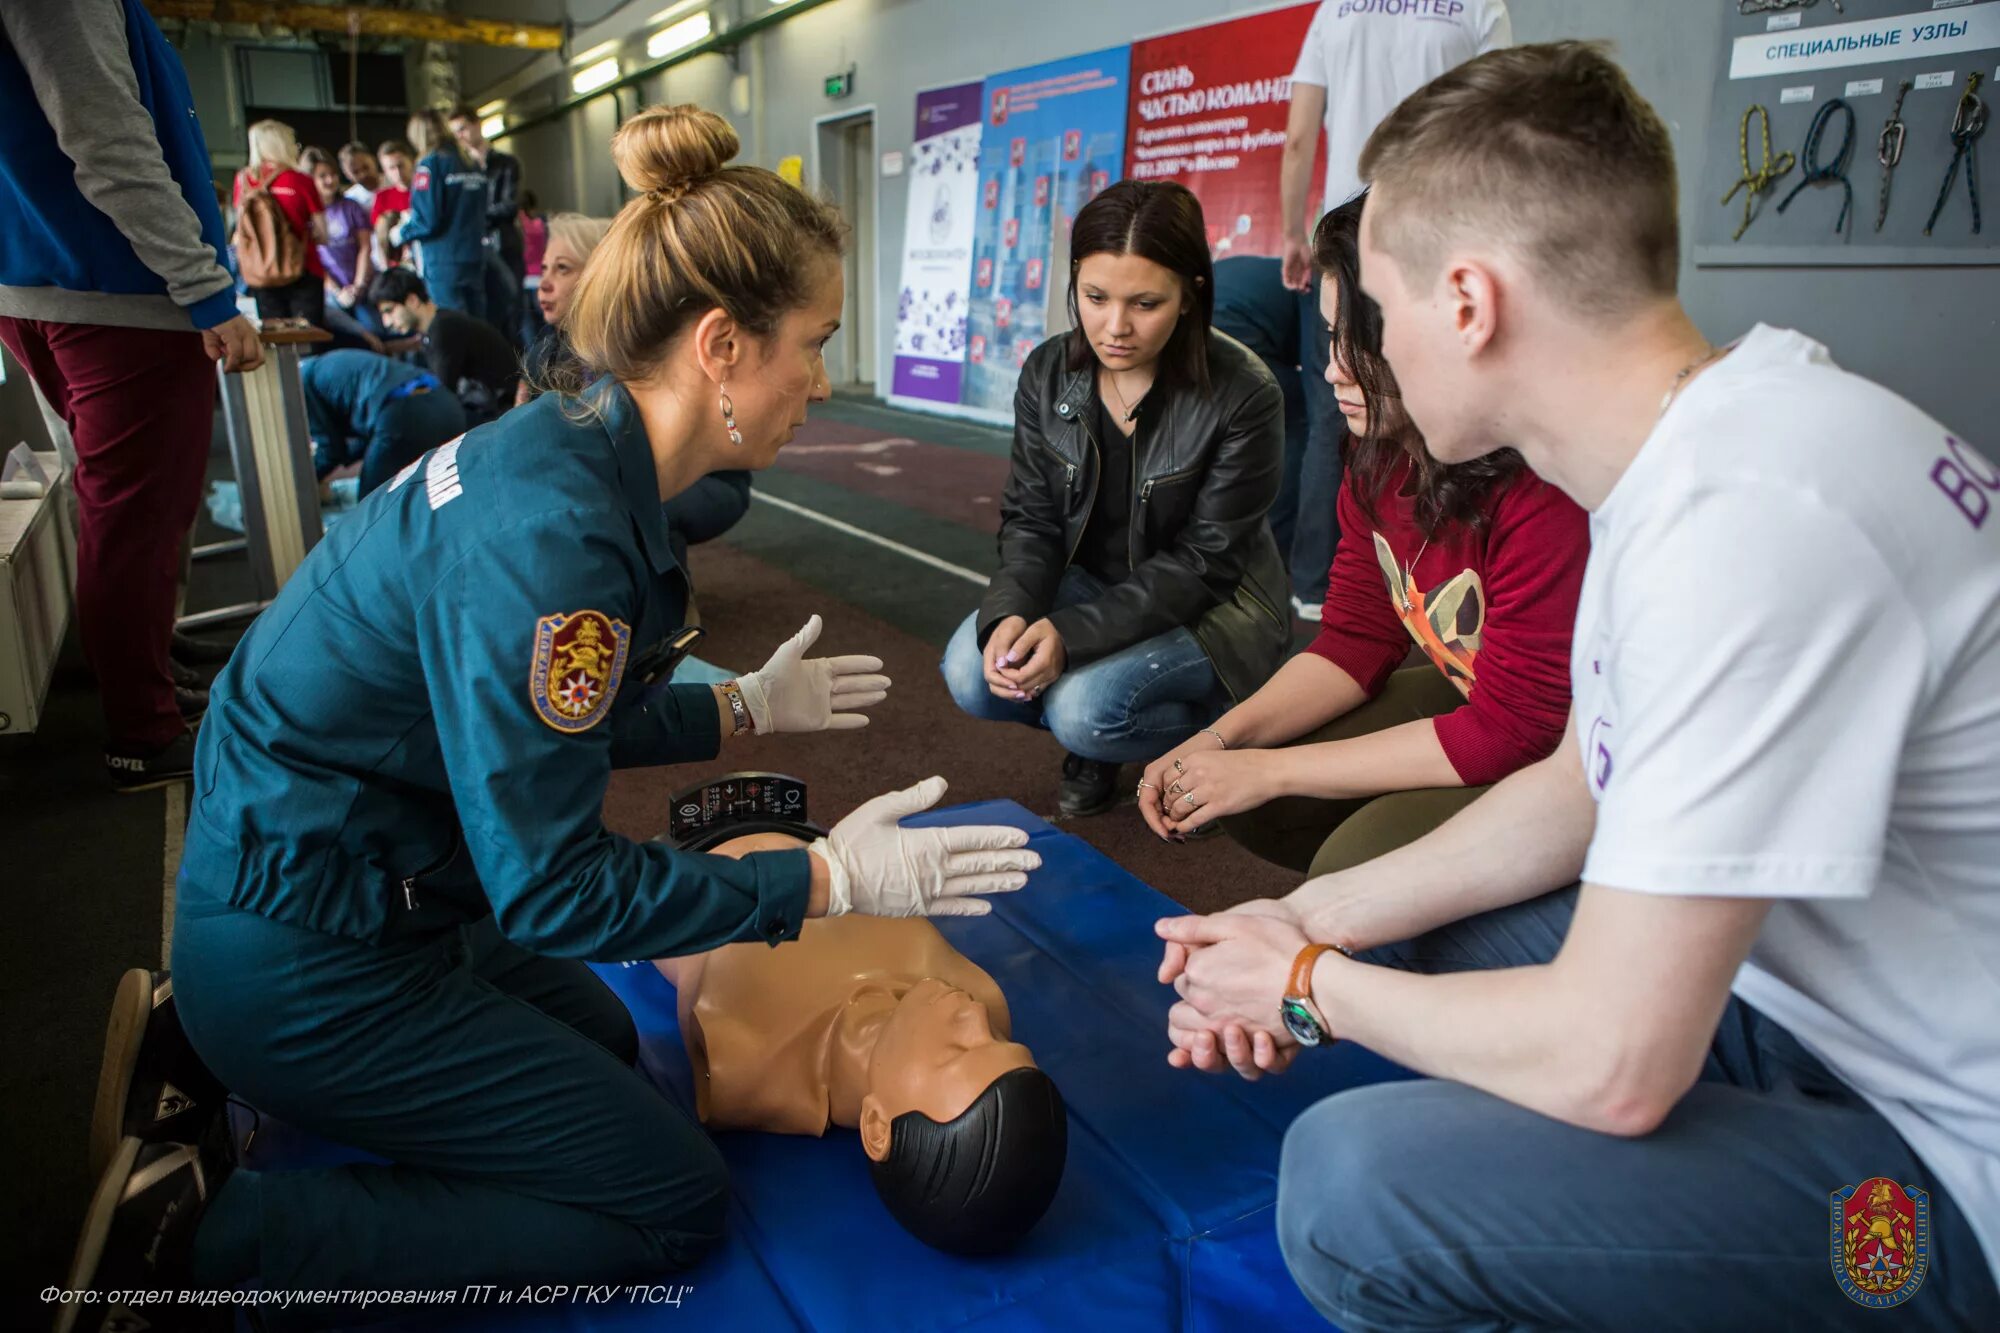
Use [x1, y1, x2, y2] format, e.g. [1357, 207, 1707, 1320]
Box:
[1125, 3, 1327, 259]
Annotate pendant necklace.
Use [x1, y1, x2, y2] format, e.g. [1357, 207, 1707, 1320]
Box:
[1400, 536, 1431, 613]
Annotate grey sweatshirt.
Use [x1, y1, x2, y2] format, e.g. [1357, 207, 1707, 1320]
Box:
[0, 0, 237, 331]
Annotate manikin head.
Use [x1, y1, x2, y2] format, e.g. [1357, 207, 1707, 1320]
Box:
[1064, 179, 1212, 392]
[1355, 40, 1683, 465]
[857, 977, 1067, 1255]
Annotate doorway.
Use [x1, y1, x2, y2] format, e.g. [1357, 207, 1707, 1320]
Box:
[814, 107, 877, 393]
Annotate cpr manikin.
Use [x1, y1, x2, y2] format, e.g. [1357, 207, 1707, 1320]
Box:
[654, 832, 1067, 1254]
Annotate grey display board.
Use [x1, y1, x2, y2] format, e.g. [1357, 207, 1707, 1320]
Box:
[1696, 0, 1997, 266]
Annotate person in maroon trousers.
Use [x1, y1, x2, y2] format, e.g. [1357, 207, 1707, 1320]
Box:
[1138, 193, 1589, 873]
[0, 0, 262, 791]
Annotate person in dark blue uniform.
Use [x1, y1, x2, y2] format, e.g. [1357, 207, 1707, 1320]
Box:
[61, 104, 1040, 1331]
[299, 347, 467, 496]
[392, 108, 488, 322]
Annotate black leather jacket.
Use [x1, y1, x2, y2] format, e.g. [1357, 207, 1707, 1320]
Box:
[978, 329, 1291, 703]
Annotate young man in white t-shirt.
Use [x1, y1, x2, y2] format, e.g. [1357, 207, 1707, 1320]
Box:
[1280, 0, 1511, 290]
[1274, 0, 1510, 619]
[1156, 41, 2000, 1330]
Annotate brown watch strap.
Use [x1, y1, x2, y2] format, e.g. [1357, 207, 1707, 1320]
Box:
[1287, 943, 1337, 1000]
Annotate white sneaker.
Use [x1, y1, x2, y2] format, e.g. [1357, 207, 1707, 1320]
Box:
[1291, 596, 1322, 622]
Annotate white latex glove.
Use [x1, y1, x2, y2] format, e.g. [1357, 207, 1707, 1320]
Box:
[810, 777, 1040, 918]
[734, 614, 890, 734]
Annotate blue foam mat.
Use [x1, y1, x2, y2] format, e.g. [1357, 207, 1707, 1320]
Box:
[237, 800, 1413, 1330]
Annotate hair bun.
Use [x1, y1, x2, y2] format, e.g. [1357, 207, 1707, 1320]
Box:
[612, 103, 739, 196]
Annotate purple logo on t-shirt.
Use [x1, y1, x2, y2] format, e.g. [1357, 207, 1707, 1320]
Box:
[1586, 716, 1614, 797]
[1932, 435, 1998, 530]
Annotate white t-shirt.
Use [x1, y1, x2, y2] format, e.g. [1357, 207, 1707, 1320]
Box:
[1290, 0, 1512, 214]
[1573, 325, 2000, 1283]
[344, 182, 375, 212]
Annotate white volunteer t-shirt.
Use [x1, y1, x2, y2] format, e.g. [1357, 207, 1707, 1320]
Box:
[1573, 325, 2000, 1283]
[1290, 0, 1512, 214]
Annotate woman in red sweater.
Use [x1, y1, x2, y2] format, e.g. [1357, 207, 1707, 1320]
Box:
[1138, 193, 1588, 876]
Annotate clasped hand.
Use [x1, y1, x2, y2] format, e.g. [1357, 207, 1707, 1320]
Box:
[982, 615, 1066, 701]
[1138, 736, 1285, 840]
[1155, 900, 1311, 1081]
[734, 614, 890, 734]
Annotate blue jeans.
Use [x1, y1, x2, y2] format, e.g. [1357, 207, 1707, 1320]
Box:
[940, 567, 1227, 764]
[423, 262, 486, 325]
[1277, 887, 2000, 1331]
[1290, 294, 1344, 607]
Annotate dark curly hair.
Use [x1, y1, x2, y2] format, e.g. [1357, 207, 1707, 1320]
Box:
[1315, 193, 1522, 537]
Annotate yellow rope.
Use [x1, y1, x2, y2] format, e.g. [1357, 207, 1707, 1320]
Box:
[1722, 105, 1797, 241]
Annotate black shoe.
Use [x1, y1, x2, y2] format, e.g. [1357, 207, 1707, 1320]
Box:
[90, 970, 228, 1184]
[56, 1131, 233, 1333]
[1057, 753, 1122, 817]
[169, 657, 203, 691]
[170, 630, 235, 666]
[103, 730, 197, 794]
[176, 686, 207, 723]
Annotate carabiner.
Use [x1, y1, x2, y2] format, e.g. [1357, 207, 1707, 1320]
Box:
[1878, 120, 1906, 168]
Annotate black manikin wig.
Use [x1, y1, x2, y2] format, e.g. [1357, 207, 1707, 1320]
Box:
[867, 1065, 1068, 1255]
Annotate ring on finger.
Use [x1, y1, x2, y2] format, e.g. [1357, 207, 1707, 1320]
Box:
[1172, 758, 1185, 773]
[1167, 780, 1185, 797]
[1178, 791, 1200, 807]
[1135, 779, 1156, 792]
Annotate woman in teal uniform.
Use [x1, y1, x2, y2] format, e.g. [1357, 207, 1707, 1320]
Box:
[393, 108, 489, 321]
[60, 105, 1040, 1331]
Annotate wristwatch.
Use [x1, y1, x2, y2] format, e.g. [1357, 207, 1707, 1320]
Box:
[1279, 943, 1339, 1047]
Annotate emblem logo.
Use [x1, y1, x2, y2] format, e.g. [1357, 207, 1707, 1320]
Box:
[412, 165, 431, 192]
[530, 610, 631, 733]
[1831, 1177, 1931, 1308]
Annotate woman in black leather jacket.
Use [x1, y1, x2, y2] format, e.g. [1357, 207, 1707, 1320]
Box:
[941, 180, 1291, 817]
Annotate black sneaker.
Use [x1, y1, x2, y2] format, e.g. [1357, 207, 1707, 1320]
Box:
[56, 1131, 233, 1333]
[170, 630, 235, 666]
[91, 970, 228, 1183]
[103, 730, 197, 795]
[176, 686, 207, 723]
[1057, 753, 1122, 817]
[169, 657, 203, 691]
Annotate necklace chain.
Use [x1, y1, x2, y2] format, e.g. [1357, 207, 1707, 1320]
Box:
[1103, 367, 1148, 424]
[1659, 344, 1725, 420]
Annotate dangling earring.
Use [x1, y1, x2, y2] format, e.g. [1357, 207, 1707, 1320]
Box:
[720, 382, 742, 446]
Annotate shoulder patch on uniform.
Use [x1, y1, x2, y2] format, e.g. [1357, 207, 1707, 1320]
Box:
[412, 165, 432, 192]
[531, 610, 631, 733]
[425, 435, 465, 510]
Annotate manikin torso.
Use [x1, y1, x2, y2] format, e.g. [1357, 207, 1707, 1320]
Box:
[668, 915, 1012, 1134]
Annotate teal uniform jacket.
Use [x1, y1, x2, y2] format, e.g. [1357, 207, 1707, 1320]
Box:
[400, 148, 489, 272]
[178, 385, 812, 959]
[299, 349, 435, 468]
